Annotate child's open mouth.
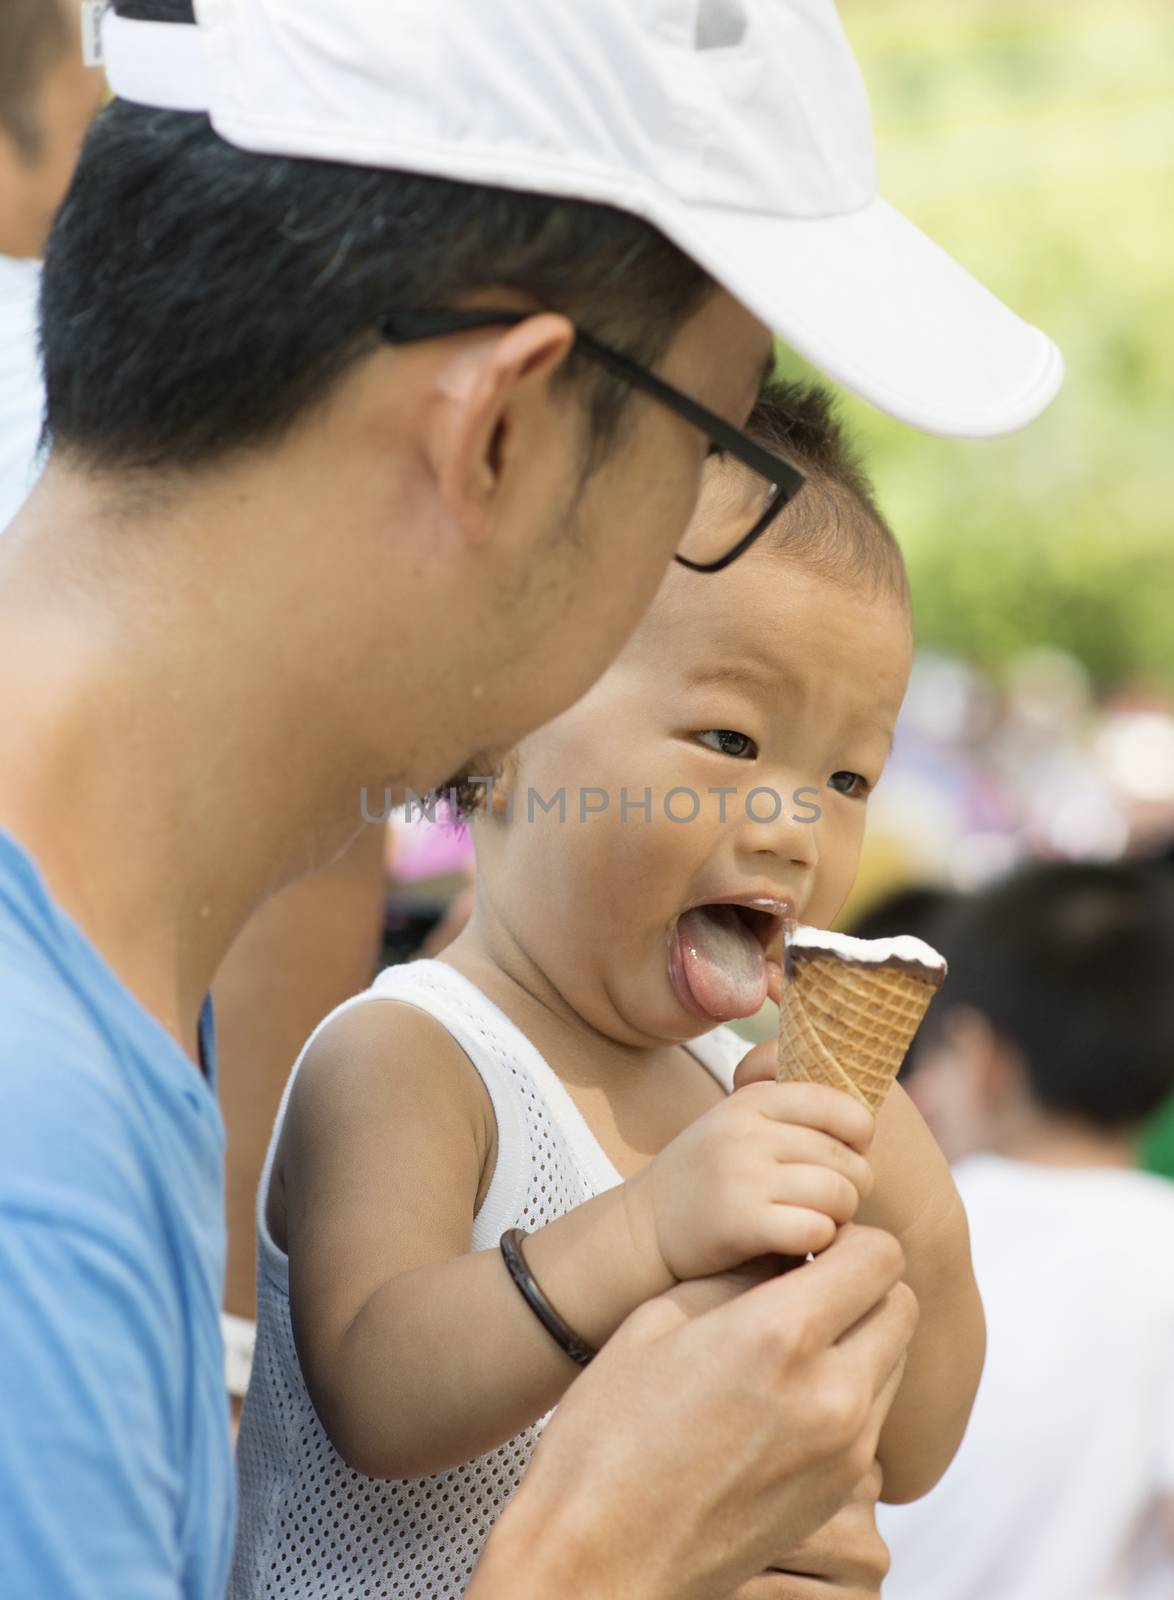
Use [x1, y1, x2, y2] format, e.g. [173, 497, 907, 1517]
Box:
[668, 897, 789, 1023]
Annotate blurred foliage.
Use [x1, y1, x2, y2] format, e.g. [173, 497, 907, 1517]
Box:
[775, 0, 1174, 693]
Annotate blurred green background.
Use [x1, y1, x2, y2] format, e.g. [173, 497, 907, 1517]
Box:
[781, 0, 1174, 695]
[773, 0, 1174, 1173]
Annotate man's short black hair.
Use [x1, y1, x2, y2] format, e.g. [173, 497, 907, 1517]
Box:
[924, 860, 1174, 1130]
[1, 0, 70, 160]
[39, 0, 712, 475]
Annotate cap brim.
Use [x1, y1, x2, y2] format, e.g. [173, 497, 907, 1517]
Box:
[651, 193, 1063, 438]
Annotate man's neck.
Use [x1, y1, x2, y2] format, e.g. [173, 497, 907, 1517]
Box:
[0, 465, 411, 1059]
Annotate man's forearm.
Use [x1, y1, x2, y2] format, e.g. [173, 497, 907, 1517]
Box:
[465, 1227, 917, 1600]
[466, 1495, 610, 1600]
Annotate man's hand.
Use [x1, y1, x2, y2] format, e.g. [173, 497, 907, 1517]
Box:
[733, 1465, 890, 1600]
[468, 1225, 917, 1600]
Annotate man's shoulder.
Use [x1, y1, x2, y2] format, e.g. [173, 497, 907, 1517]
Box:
[0, 939, 129, 1104]
[0, 944, 167, 1235]
[0, 831, 223, 1247]
[0, 833, 177, 1129]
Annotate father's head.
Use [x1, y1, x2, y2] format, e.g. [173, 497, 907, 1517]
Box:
[37, 0, 1062, 803]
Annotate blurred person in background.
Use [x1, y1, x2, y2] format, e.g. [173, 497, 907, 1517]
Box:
[0, 0, 104, 529]
[880, 861, 1174, 1600]
[843, 883, 959, 1080]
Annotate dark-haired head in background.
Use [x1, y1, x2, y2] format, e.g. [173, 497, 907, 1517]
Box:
[879, 858, 1174, 1599]
[0, 0, 104, 259]
[905, 860, 1174, 1165]
[0, 0, 105, 530]
[844, 883, 959, 1082]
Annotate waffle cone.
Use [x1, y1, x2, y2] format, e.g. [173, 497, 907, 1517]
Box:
[777, 952, 943, 1114]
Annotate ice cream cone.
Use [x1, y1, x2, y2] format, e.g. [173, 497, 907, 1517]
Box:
[777, 928, 946, 1114]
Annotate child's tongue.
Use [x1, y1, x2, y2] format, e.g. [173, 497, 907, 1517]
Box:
[673, 905, 768, 1021]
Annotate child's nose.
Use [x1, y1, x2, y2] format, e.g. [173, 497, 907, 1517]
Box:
[732, 784, 821, 872]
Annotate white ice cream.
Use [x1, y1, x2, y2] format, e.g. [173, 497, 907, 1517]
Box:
[787, 925, 947, 974]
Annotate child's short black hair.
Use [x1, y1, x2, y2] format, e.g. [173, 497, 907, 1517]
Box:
[925, 860, 1174, 1130]
[746, 381, 908, 604]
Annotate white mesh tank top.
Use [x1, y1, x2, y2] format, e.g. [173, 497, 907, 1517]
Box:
[232, 958, 749, 1600]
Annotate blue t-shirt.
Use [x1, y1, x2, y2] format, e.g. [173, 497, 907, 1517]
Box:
[0, 831, 233, 1599]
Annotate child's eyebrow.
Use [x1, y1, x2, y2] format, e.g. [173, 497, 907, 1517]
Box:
[684, 659, 776, 692]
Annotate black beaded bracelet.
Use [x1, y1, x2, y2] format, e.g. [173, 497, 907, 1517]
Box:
[499, 1227, 597, 1368]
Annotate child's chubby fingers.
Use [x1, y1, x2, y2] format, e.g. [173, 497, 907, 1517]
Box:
[758, 1117, 876, 1207]
[734, 1078, 876, 1157]
[729, 965, 783, 1090]
[732, 1037, 779, 1091]
[753, 1205, 839, 1259]
[766, 1161, 866, 1227]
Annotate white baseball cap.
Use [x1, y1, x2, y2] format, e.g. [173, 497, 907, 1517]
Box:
[99, 0, 1063, 437]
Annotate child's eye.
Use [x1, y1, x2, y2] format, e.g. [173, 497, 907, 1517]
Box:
[697, 729, 757, 759]
[828, 770, 870, 799]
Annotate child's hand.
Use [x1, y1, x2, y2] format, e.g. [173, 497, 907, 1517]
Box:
[626, 1081, 876, 1284]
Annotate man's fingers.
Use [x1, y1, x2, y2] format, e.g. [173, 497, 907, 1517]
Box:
[721, 1224, 907, 1357]
[865, 1344, 908, 1451]
[747, 1463, 890, 1598]
[835, 1279, 918, 1450]
[616, 1258, 783, 1340]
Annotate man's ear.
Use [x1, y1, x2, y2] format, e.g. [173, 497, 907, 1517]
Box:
[424, 314, 577, 545]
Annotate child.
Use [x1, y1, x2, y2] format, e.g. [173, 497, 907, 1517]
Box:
[879, 861, 1174, 1600]
[233, 382, 984, 1598]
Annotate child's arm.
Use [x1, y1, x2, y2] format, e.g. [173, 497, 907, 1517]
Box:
[733, 1022, 985, 1507]
[279, 999, 875, 1481]
[852, 1083, 985, 1503]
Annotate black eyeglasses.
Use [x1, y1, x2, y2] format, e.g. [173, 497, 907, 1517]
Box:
[377, 308, 805, 573]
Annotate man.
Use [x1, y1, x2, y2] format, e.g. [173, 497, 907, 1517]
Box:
[0, 0, 105, 527]
[0, 0, 385, 1372]
[0, 2, 1061, 1597]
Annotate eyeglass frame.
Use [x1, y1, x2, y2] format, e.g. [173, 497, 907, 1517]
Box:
[376, 308, 805, 574]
